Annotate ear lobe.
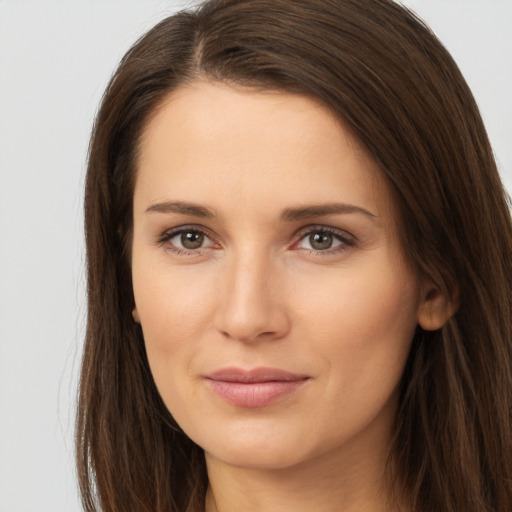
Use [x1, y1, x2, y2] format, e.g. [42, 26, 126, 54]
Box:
[417, 285, 459, 331]
[132, 307, 141, 324]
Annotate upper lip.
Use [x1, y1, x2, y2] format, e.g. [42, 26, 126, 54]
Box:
[205, 367, 309, 383]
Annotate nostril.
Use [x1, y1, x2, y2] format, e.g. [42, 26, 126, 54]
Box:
[213, 261, 290, 342]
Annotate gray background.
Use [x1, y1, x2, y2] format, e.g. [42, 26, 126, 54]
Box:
[0, 1, 510, 510]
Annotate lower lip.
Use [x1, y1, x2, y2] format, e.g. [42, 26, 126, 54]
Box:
[206, 379, 308, 408]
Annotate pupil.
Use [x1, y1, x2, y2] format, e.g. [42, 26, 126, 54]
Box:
[181, 231, 204, 249]
[310, 232, 333, 250]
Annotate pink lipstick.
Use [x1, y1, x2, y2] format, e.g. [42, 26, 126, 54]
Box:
[205, 367, 309, 408]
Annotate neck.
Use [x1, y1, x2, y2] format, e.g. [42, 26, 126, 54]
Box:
[204, 436, 407, 512]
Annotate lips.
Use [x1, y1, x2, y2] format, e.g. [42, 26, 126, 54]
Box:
[205, 367, 310, 408]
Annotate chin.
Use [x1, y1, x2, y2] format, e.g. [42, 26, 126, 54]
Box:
[192, 420, 324, 471]
[206, 442, 312, 471]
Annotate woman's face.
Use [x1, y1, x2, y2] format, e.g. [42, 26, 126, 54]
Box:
[131, 81, 429, 471]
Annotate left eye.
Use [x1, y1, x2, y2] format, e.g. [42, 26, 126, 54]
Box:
[296, 229, 351, 251]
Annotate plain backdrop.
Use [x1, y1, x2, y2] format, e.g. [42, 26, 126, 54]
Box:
[0, 1, 510, 511]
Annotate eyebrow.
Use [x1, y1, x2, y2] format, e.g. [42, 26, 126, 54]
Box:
[145, 201, 216, 218]
[280, 203, 377, 222]
[144, 200, 377, 221]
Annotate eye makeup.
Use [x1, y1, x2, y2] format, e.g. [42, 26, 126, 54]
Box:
[155, 223, 357, 259]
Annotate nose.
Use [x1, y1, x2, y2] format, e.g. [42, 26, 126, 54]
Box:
[214, 249, 290, 343]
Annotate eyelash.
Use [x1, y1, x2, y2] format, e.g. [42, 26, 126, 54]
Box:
[293, 225, 356, 255]
[156, 224, 356, 256]
[156, 225, 218, 256]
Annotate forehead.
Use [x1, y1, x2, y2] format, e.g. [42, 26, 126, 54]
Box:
[135, 81, 394, 224]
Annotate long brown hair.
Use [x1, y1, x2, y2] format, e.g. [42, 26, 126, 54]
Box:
[77, 1, 512, 510]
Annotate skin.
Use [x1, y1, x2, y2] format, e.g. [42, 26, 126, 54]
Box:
[131, 81, 449, 512]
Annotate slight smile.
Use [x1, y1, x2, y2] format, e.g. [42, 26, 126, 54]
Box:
[205, 367, 311, 408]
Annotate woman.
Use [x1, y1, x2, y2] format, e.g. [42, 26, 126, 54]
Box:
[77, 0, 512, 511]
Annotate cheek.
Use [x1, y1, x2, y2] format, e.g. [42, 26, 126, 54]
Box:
[131, 260, 218, 404]
[135, 295, 196, 422]
[293, 253, 419, 390]
[280, 261, 419, 453]
[134, 243, 213, 326]
[297, 258, 418, 335]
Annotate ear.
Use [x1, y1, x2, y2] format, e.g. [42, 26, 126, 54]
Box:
[417, 283, 459, 331]
[132, 307, 141, 324]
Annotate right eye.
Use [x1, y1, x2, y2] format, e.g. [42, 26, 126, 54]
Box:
[158, 226, 218, 254]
